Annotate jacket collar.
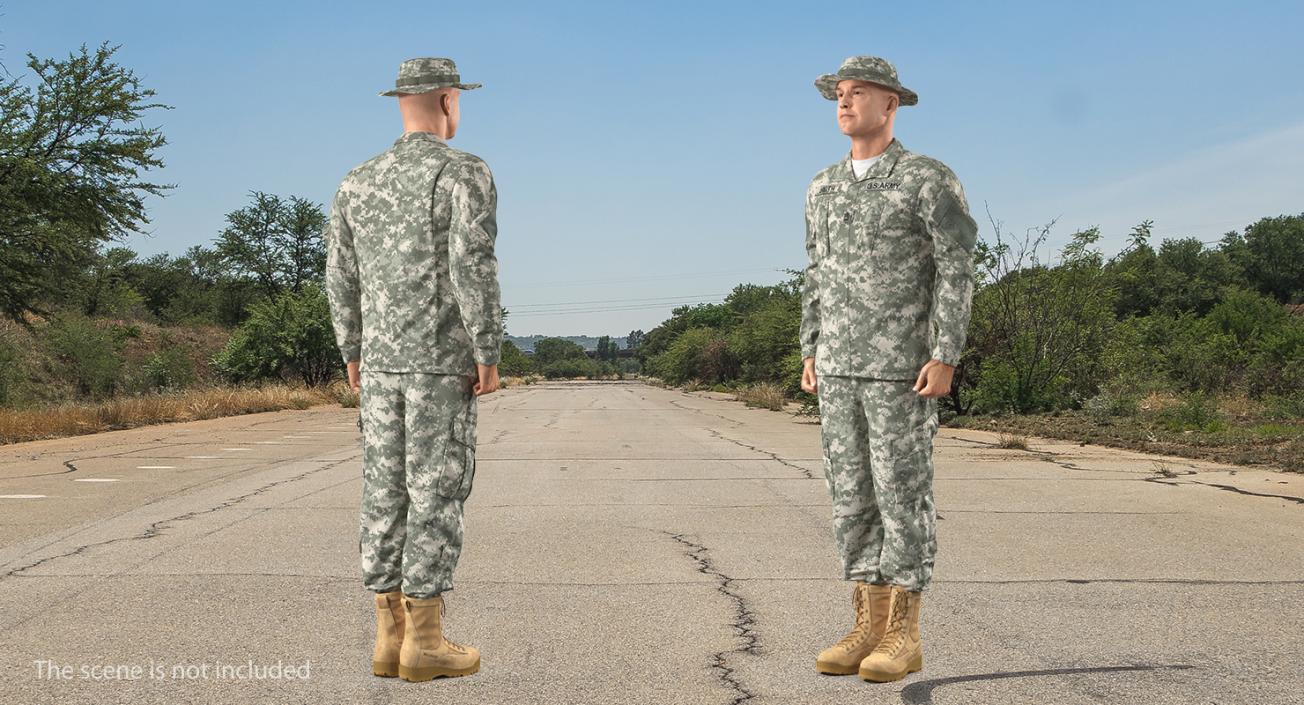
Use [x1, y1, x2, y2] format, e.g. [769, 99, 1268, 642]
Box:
[839, 137, 906, 182]
[393, 131, 448, 147]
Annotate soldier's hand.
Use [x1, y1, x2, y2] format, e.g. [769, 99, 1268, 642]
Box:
[347, 360, 361, 393]
[913, 359, 954, 399]
[474, 363, 500, 396]
[800, 357, 818, 394]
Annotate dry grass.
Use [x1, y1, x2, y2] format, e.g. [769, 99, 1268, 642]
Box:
[500, 375, 543, 388]
[1138, 391, 1180, 412]
[995, 432, 1030, 450]
[736, 383, 787, 411]
[0, 381, 356, 445]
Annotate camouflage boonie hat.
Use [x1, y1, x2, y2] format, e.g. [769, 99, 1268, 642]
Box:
[815, 55, 917, 106]
[379, 57, 481, 97]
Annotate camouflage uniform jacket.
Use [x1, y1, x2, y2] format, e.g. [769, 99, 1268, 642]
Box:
[325, 131, 503, 373]
[800, 137, 978, 379]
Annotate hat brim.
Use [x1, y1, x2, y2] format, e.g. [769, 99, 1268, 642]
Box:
[379, 82, 482, 97]
[815, 74, 917, 106]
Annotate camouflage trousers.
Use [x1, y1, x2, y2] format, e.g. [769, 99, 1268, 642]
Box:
[816, 375, 939, 591]
[358, 371, 478, 598]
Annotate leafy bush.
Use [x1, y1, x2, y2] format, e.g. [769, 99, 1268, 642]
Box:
[43, 314, 126, 399]
[647, 327, 733, 385]
[1155, 391, 1226, 432]
[542, 357, 598, 379]
[212, 283, 338, 386]
[142, 342, 196, 392]
[498, 340, 534, 377]
[0, 334, 25, 406]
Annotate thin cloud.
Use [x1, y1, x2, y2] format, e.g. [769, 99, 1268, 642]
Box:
[1040, 121, 1304, 246]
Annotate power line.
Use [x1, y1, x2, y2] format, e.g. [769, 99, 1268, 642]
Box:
[506, 293, 724, 309]
[507, 299, 725, 318]
[509, 267, 785, 289]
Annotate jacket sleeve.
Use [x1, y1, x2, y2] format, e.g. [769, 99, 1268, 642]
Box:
[448, 158, 503, 366]
[324, 186, 362, 365]
[799, 186, 820, 361]
[923, 167, 979, 367]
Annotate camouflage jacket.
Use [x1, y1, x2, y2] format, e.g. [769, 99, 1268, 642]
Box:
[325, 131, 503, 373]
[800, 138, 978, 379]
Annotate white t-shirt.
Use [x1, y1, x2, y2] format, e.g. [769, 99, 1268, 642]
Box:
[851, 153, 884, 179]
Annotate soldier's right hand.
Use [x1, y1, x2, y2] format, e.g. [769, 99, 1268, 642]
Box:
[800, 357, 818, 394]
[474, 363, 500, 396]
[347, 360, 361, 393]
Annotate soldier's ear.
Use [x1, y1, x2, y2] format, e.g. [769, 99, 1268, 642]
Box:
[440, 92, 455, 117]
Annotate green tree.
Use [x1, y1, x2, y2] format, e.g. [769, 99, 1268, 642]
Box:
[533, 337, 587, 366]
[0, 42, 173, 326]
[215, 191, 326, 300]
[1223, 214, 1304, 304]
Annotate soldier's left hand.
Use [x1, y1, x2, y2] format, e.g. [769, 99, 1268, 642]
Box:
[913, 360, 954, 399]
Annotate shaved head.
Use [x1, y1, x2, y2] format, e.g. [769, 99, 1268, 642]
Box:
[397, 86, 461, 139]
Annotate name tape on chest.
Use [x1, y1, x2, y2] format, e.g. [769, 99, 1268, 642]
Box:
[814, 180, 904, 197]
[861, 180, 903, 191]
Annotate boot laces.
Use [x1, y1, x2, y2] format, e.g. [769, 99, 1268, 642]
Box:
[832, 587, 873, 650]
[872, 594, 910, 656]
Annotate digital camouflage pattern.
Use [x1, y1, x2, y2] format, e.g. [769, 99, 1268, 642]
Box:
[378, 57, 482, 97]
[326, 128, 500, 599]
[816, 376, 939, 591]
[800, 137, 978, 378]
[814, 55, 918, 106]
[325, 130, 503, 373]
[359, 371, 478, 598]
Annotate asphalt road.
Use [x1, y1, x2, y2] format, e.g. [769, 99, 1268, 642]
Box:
[1, 380, 1301, 705]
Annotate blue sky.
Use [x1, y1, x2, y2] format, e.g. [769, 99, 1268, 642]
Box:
[5, 1, 1302, 337]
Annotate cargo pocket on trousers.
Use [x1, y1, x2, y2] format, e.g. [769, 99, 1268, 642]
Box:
[437, 414, 476, 501]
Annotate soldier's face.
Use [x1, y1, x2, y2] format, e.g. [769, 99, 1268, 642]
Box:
[835, 80, 895, 137]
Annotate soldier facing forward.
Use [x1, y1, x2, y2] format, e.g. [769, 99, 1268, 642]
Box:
[800, 55, 978, 683]
[325, 57, 502, 682]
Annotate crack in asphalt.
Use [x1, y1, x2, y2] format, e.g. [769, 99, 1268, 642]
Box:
[665, 397, 747, 428]
[1143, 475, 1303, 505]
[706, 428, 816, 480]
[666, 532, 759, 705]
[0, 454, 356, 582]
[955, 433, 1301, 507]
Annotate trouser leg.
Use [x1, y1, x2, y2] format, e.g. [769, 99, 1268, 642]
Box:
[401, 373, 478, 599]
[818, 375, 884, 584]
[863, 380, 939, 592]
[359, 370, 407, 593]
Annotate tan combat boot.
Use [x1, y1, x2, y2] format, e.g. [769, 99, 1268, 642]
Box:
[398, 594, 480, 681]
[371, 590, 405, 677]
[816, 582, 892, 675]
[858, 585, 923, 682]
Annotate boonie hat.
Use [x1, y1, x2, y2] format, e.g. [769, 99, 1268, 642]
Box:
[379, 57, 481, 97]
[815, 55, 917, 106]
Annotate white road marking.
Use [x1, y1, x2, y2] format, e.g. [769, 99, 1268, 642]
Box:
[74, 478, 119, 483]
[136, 465, 176, 469]
[0, 494, 46, 498]
[222, 448, 252, 451]
[282, 435, 310, 439]
[255, 441, 282, 445]
[185, 455, 221, 459]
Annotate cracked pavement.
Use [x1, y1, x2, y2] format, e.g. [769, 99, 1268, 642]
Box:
[0, 380, 1301, 704]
